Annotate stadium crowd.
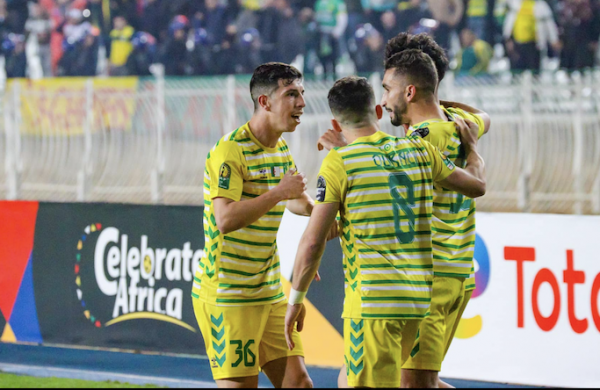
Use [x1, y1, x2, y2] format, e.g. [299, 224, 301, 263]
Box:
[1, 0, 599, 78]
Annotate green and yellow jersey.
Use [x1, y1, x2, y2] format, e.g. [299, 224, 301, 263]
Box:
[191, 122, 295, 306]
[315, 131, 456, 320]
[406, 107, 485, 291]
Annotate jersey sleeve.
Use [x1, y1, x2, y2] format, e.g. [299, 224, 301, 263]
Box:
[448, 107, 486, 138]
[422, 139, 456, 182]
[207, 140, 246, 201]
[315, 150, 346, 204]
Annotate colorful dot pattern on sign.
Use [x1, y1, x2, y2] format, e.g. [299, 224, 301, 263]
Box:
[75, 223, 103, 328]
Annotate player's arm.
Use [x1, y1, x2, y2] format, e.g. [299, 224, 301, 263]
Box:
[440, 100, 491, 135]
[214, 168, 307, 234]
[286, 191, 314, 216]
[437, 117, 486, 198]
[284, 202, 340, 350]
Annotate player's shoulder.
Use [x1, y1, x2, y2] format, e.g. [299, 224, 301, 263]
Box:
[208, 128, 250, 161]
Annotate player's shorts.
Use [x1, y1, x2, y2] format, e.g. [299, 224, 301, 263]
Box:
[193, 299, 304, 380]
[402, 276, 466, 372]
[343, 318, 421, 388]
[443, 289, 473, 358]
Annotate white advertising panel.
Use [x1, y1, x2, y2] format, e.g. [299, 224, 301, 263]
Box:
[441, 212, 600, 387]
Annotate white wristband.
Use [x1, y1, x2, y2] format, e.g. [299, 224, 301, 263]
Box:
[289, 288, 307, 305]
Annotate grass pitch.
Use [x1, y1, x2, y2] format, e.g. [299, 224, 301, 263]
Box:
[0, 373, 164, 388]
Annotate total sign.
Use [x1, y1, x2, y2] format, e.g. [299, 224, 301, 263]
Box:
[441, 212, 600, 388]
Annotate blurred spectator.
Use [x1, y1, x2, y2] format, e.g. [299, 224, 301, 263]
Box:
[141, 0, 168, 43]
[558, 0, 600, 71]
[160, 15, 189, 76]
[394, 0, 429, 34]
[58, 26, 99, 76]
[465, 0, 489, 40]
[352, 23, 384, 72]
[126, 31, 156, 76]
[275, 0, 304, 63]
[314, 0, 348, 78]
[202, 0, 228, 48]
[3, 33, 26, 77]
[189, 27, 212, 74]
[213, 23, 237, 74]
[108, 14, 134, 76]
[6, 0, 29, 34]
[344, 0, 364, 48]
[425, 0, 463, 53]
[236, 27, 262, 73]
[503, 0, 560, 71]
[25, 2, 53, 77]
[298, 6, 319, 74]
[456, 27, 493, 75]
[87, 0, 113, 51]
[257, 0, 281, 62]
[0, 0, 7, 42]
[60, 8, 91, 44]
[361, 0, 396, 32]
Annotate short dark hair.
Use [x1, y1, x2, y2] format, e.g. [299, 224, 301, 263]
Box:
[327, 76, 376, 126]
[384, 33, 448, 83]
[385, 49, 438, 98]
[250, 62, 303, 111]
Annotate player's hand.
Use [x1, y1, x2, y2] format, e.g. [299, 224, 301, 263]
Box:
[285, 303, 306, 350]
[277, 168, 307, 200]
[317, 126, 348, 151]
[454, 116, 479, 152]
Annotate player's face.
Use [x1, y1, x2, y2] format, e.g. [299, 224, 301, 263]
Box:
[269, 79, 306, 132]
[381, 69, 409, 127]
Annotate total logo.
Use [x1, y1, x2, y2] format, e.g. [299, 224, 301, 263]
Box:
[74, 223, 204, 331]
[455, 233, 490, 339]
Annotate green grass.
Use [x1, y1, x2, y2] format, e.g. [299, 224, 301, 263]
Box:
[0, 373, 165, 388]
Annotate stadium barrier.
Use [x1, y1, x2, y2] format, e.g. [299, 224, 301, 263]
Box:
[2, 71, 600, 214]
[2, 200, 600, 387]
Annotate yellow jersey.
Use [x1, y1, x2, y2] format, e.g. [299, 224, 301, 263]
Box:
[191, 122, 296, 306]
[406, 107, 485, 291]
[315, 131, 456, 320]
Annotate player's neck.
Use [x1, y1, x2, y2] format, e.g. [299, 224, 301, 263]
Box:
[408, 100, 446, 127]
[343, 124, 379, 144]
[248, 116, 282, 149]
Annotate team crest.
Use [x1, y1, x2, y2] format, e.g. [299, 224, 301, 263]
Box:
[316, 176, 326, 202]
[219, 163, 231, 189]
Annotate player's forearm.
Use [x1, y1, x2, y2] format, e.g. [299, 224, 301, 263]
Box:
[292, 233, 327, 292]
[287, 192, 314, 217]
[214, 190, 284, 234]
[463, 147, 486, 197]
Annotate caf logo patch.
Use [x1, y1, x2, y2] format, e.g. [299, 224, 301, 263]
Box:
[413, 127, 430, 138]
[219, 163, 231, 189]
[316, 176, 326, 202]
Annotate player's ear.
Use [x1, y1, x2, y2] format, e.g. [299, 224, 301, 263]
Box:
[406, 85, 416, 103]
[331, 118, 343, 133]
[375, 104, 383, 120]
[258, 94, 270, 111]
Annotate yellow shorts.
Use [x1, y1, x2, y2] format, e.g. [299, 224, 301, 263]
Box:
[193, 299, 304, 380]
[402, 276, 466, 372]
[344, 318, 421, 388]
[443, 289, 473, 358]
